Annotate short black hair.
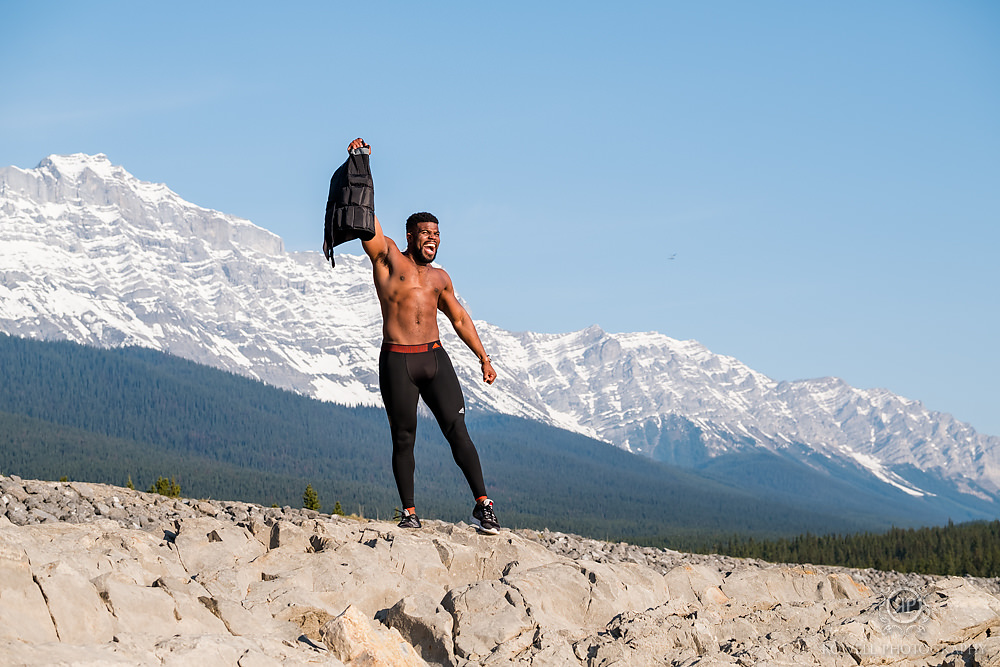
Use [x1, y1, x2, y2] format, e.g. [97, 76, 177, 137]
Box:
[406, 211, 439, 233]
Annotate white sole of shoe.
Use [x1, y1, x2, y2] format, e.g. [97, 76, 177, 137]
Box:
[472, 517, 500, 535]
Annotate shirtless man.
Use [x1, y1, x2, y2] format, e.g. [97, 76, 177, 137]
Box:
[349, 138, 501, 534]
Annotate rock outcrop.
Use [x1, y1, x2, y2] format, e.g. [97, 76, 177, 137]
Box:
[2, 475, 999, 666]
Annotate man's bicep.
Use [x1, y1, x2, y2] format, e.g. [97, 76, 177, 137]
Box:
[361, 214, 391, 261]
[438, 282, 468, 324]
[361, 237, 388, 263]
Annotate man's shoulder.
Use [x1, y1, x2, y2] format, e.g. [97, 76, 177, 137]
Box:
[430, 264, 454, 288]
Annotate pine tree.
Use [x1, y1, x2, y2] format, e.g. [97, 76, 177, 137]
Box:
[333, 501, 344, 516]
[148, 476, 181, 498]
[303, 484, 321, 511]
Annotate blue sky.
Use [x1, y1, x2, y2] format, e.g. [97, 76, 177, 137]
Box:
[3, 2, 999, 435]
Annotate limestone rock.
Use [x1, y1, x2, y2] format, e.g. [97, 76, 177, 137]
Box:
[269, 519, 313, 552]
[172, 516, 267, 575]
[0, 536, 58, 643]
[321, 604, 428, 666]
[502, 559, 668, 635]
[34, 560, 115, 643]
[4, 475, 1000, 666]
[663, 562, 726, 605]
[384, 594, 456, 666]
[442, 580, 535, 661]
[92, 573, 184, 637]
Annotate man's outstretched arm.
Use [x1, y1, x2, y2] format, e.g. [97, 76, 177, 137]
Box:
[361, 212, 390, 264]
[345, 138, 392, 264]
[438, 275, 497, 385]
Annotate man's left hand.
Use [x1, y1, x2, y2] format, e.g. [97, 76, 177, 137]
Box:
[482, 358, 496, 385]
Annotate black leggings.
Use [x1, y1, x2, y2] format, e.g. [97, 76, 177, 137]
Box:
[379, 342, 487, 509]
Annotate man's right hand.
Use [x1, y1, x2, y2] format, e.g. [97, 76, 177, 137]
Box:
[348, 138, 369, 153]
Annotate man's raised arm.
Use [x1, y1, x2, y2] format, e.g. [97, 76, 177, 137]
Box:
[361, 213, 390, 264]
[344, 137, 391, 264]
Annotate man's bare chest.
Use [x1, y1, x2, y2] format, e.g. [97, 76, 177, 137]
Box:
[381, 265, 443, 303]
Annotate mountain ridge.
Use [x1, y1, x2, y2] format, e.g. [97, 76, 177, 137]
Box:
[1, 153, 997, 518]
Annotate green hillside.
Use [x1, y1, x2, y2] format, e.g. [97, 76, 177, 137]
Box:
[0, 410, 318, 508]
[0, 333, 916, 548]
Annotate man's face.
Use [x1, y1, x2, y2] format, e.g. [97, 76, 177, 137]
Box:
[408, 222, 440, 264]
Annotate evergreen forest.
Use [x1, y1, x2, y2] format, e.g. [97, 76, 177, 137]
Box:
[1, 333, 997, 574]
[707, 520, 1000, 578]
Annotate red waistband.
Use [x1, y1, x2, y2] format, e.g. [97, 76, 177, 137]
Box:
[381, 341, 443, 354]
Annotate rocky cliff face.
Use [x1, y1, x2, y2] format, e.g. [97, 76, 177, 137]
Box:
[2, 153, 999, 513]
[2, 475, 999, 666]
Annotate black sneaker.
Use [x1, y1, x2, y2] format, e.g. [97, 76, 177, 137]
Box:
[395, 508, 421, 529]
[472, 499, 501, 535]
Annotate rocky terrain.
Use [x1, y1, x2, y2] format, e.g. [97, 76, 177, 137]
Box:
[2, 475, 999, 666]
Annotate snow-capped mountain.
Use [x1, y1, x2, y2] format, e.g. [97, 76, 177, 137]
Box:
[2, 154, 998, 513]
